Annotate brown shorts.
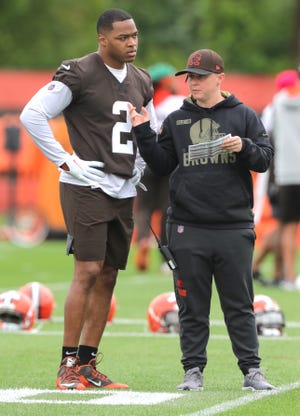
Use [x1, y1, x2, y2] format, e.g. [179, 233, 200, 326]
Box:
[60, 183, 134, 269]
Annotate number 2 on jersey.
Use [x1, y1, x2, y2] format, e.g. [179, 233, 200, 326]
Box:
[112, 101, 133, 155]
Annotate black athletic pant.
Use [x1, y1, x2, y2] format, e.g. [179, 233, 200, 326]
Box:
[168, 223, 261, 375]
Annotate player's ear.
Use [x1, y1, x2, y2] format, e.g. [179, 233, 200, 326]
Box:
[98, 33, 108, 47]
[218, 73, 225, 82]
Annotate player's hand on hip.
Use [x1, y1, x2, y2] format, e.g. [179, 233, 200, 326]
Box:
[60, 153, 105, 185]
[131, 166, 142, 186]
[128, 103, 149, 126]
[130, 167, 147, 191]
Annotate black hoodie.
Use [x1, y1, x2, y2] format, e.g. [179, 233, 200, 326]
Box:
[134, 93, 274, 229]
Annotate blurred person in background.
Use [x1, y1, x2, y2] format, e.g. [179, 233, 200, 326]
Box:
[271, 68, 300, 291]
[134, 63, 185, 273]
[253, 70, 298, 287]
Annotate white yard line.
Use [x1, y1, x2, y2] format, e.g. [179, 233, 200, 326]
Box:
[0, 312, 297, 340]
[10, 330, 300, 341]
[182, 380, 300, 416]
[0, 380, 299, 409]
[51, 317, 300, 328]
[3, 316, 300, 340]
[5, 317, 300, 340]
[0, 388, 182, 405]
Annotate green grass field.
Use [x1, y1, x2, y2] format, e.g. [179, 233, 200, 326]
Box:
[0, 239, 299, 416]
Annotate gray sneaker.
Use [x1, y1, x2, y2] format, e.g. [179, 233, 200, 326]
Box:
[177, 367, 203, 391]
[243, 368, 275, 391]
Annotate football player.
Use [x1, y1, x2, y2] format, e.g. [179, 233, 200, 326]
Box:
[20, 8, 156, 390]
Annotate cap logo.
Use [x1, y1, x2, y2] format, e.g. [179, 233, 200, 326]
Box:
[188, 52, 202, 68]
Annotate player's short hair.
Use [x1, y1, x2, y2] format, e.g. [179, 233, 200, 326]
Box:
[96, 9, 133, 34]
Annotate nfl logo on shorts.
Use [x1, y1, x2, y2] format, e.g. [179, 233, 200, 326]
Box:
[177, 225, 184, 234]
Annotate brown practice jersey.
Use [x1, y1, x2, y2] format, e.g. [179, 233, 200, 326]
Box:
[53, 52, 153, 178]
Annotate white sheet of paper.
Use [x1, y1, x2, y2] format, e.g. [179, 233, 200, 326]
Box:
[188, 133, 232, 161]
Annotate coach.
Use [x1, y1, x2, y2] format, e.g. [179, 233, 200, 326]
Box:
[129, 49, 275, 391]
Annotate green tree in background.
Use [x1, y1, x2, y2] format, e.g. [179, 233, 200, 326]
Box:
[202, 0, 298, 72]
[0, 0, 299, 73]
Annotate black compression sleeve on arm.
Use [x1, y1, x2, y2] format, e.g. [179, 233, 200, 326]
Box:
[133, 122, 177, 176]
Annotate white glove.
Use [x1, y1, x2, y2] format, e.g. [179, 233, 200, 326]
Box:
[131, 167, 147, 191]
[131, 166, 143, 186]
[61, 153, 105, 185]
